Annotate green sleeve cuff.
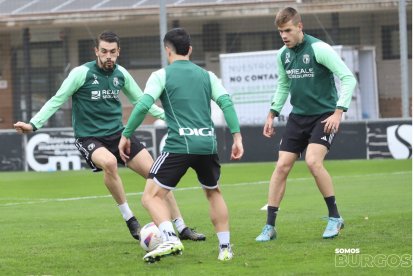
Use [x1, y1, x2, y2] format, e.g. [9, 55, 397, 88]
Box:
[270, 109, 279, 117]
[336, 106, 348, 112]
[216, 95, 241, 133]
[29, 122, 38, 131]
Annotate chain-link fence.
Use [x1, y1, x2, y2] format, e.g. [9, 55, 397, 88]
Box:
[0, 0, 411, 129]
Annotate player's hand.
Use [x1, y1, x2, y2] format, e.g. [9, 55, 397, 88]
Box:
[230, 133, 244, 160]
[321, 109, 343, 134]
[118, 136, 131, 164]
[13, 122, 33, 134]
[263, 113, 275, 138]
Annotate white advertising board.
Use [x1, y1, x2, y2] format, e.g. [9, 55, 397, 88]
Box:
[220, 46, 378, 125]
[220, 50, 292, 125]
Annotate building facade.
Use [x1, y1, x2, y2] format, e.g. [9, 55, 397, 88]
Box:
[0, 0, 411, 129]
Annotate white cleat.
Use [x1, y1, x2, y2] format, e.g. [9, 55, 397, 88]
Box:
[143, 240, 184, 263]
[218, 244, 233, 261]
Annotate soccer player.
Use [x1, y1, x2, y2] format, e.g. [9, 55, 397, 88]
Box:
[255, 7, 357, 242]
[118, 28, 244, 262]
[13, 31, 205, 242]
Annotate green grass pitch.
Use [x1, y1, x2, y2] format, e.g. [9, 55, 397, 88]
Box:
[0, 159, 411, 275]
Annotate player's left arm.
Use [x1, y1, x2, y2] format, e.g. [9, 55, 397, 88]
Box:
[209, 72, 244, 160]
[313, 42, 357, 110]
[313, 42, 357, 133]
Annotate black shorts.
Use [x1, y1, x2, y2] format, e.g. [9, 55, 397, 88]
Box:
[74, 129, 145, 172]
[149, 153, 221, 190]
[279, 112, 336, 154]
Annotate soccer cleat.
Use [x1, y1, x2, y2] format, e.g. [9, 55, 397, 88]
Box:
[126, 216, 141, 240]
[218, 244, 233, 261]
[322, 217, 344, 239]
[179, 227, 206, 241]
[143, 240, 184, 263]
[255, 224, 277, 242]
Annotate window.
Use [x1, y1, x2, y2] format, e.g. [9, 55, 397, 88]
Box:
[226, 32, 281, 53]
[382, 25, 412, 60]
[78, 39, 95, 64]
[306, 27, 360, 46]
[79, 35, 205, 69]
[12, 41, 68, 126]
[189, 34, 205, 66]
[226, 28, 360, 54]
[121, 36, 161, 68]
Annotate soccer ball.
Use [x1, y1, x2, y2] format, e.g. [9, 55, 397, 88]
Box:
[140, 222, 163, 252]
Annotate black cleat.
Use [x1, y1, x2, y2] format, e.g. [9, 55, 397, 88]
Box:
[179, 227, 206, 241]
[126, 216, 141, 240]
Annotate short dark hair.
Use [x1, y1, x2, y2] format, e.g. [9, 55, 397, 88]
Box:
[95, 31, 120, 48]
[163, 28, 191, 56]
[275, 7, 302, 27]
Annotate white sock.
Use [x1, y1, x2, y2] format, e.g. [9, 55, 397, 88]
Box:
[159, 221, 178, 242]
[217, 231, 230, 246]
[118, 202, 133, 221]
[172, 217, 186, 233]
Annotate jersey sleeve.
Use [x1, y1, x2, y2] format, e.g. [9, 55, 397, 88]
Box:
[208, 72, 240, 133]
[144, 69, 166, 101]
[208, 71, 229, 101]
[313, 42, 357, 111]
[270, 48, 290, 115]
[118, 65, 165, 120]
[29, 65, 88, 130]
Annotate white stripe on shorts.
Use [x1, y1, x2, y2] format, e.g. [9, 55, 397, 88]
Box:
[150, 152, 169, 174]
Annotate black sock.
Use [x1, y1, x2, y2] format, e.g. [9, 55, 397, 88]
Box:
[324, 196, 340, 218]
[266, 206, 279, 226]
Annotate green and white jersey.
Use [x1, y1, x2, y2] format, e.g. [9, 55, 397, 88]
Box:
[29, 61, 164, 137]
[144, 60, 229, 154]
[271, 34, 357, 116]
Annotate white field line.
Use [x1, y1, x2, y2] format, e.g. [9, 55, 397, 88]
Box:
[0, 171, 409, 207]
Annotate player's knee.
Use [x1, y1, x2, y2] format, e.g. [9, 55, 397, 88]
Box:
[204, 187, 220, 198]
[141, 193, 150, 209]
[100, 156, 118, 173]
[305, 157, 323, 173]
[275, 161, 293, 176]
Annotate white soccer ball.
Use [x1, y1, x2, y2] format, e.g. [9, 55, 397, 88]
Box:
[140, 222, 163, 252]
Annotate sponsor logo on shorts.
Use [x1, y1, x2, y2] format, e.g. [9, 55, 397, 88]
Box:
[88, 143, 95, 151]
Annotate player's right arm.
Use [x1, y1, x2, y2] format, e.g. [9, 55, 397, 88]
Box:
[118, 65, 165, 120]
[14, 66, 87, 133]
[120, 70, 164, 162]
[209, 72, 244, 160]
[265, 49, 290, 138]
